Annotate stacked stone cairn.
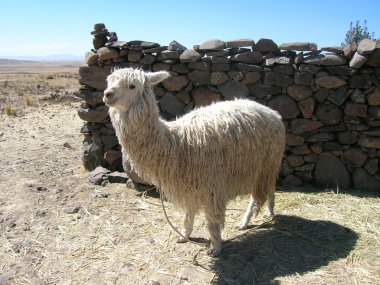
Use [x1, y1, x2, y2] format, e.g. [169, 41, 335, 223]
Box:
[77, 23, 380, 191]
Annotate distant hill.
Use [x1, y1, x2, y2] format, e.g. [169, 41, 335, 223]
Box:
[0, 54, 83, 61]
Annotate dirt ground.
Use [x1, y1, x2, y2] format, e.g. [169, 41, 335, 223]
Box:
[0, 63, 379, 285]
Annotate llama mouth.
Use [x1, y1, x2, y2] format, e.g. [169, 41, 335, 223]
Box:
[103, 96, 115, 106]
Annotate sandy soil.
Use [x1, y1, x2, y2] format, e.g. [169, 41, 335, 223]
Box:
[0, 65, 379, 285]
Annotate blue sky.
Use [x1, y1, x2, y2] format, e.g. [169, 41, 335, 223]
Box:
[1, 0, 379, 58]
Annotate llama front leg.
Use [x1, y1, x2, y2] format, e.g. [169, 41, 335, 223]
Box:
[263, 189, 275, 218]
[177, 208, 195, 243]
[237, 196, 259, 230]
[205, 206, 226, 257]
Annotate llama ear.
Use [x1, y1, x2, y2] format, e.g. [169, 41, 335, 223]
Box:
[145, 71, 170, 86]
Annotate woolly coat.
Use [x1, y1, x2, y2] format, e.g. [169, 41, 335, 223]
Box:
[109, 83, 285, 217]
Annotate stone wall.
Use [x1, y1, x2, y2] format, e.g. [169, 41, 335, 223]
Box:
[77, 24, 380, 192]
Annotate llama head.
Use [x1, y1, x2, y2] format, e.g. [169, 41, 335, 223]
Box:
[103, 68, 170, 111]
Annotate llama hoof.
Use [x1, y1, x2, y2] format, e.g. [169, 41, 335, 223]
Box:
[263, 212, 274, 219]
[236, 224, 247, 231]
[176, 236, 188, 243]
[207, 247, 222, 257]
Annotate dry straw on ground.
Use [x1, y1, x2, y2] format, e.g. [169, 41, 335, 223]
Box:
[0, 62, 379, 284]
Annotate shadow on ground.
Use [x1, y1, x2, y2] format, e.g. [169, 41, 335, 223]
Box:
[209, 215, 358, 285]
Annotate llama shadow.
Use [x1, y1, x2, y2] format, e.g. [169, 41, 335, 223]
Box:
[209, 215, 358, 285]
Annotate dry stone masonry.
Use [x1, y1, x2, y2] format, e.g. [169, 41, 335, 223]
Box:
[77, 23, 380, 192]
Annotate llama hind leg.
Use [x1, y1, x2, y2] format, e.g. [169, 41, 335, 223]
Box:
[237, 196, 259, 230]
[177, 208, 195, 243]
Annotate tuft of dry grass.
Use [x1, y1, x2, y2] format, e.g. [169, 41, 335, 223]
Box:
[23, 95, 33, 106]
[4, 103, 14, 116]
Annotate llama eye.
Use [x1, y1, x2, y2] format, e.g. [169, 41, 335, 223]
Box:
[129, 84, 136, 89]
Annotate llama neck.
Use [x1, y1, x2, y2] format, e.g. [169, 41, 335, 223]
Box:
[111, 88, 168, 169]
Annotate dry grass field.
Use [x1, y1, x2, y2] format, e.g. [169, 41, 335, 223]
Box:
[0, 60, 379, 285]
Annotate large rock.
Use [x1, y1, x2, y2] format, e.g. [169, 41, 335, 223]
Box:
[268, 95, 300, 119]
[316, 104, 343, 125]
[85, 51, 98, 65]
[344, 102, 367, 117]
[367, 49, 380, 66]
[343, 43, 357, 58]
[241, 72, 262, 84]
[232, 63, 263, 72]
[279, 42, 318, 51]
[198, 39, 226, 51]
[290, 119, 323, 134]
[265, 57, 293, 66]
[159, 92, 185, 116]
[88, 166, 111, 185]
[315, 153, 351, 189]
[231, 51, 263, 64]
[358, 136, 380, 148]
[210, 72, 229, 85]
[298, 97, 315, 118]
[349, 52, 368, 69]
[218, 80, 249, 99]
[302, 54, 346, 66]
[342, 148, 368, 168]
[248, 84, 281, 98]
[287, 85, 313, 101]
[367, 87, 380, 105]
[79, 65, 108, 90]
[180, 49, 201, 63]
[187, 70, 210, 86]
[357, 39, 377, 55]
[264, 71, 293, 87]
[225, 39, 254, 48]
[352, 168, 380, 192]
[78, 105, 109, 123]
[192, 86, 221, 107]
[162, 75, 189, 91]
[97, 47, 119, 60]
[315, 75, 346, 89]
[77, 88, 104, 105]
[327, 87, 349, 106]
[82, 139, 107, 171]
[253, 38, 279, 52]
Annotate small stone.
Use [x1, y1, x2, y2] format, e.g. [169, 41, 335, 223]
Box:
[168, 40, 187, 51]
[364, 158, 379, 175]
[287, 155, 304, 167]
[337, 131, 358, 145]
[77, 105, 110, 123]
[188, 62, 211, 70]
[306, 133, 334, 143]
[241, 72, 262, 84]
[106, 172, 129, 183]
[88, 166, 111, 185]
[156, 50, 180, 61]
[187, 70, 210, 86]
[101, 180, 109, 187]
[367, 49, 380, 66]
[294, 72, 313, 85]
[63, 206, 80, 214]
[248, 84, 281, 98]
[35, 209, 47, 217]
[265, 56, 293, 66]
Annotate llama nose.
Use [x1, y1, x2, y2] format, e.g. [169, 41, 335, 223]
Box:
[104, 90, 113, 98]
